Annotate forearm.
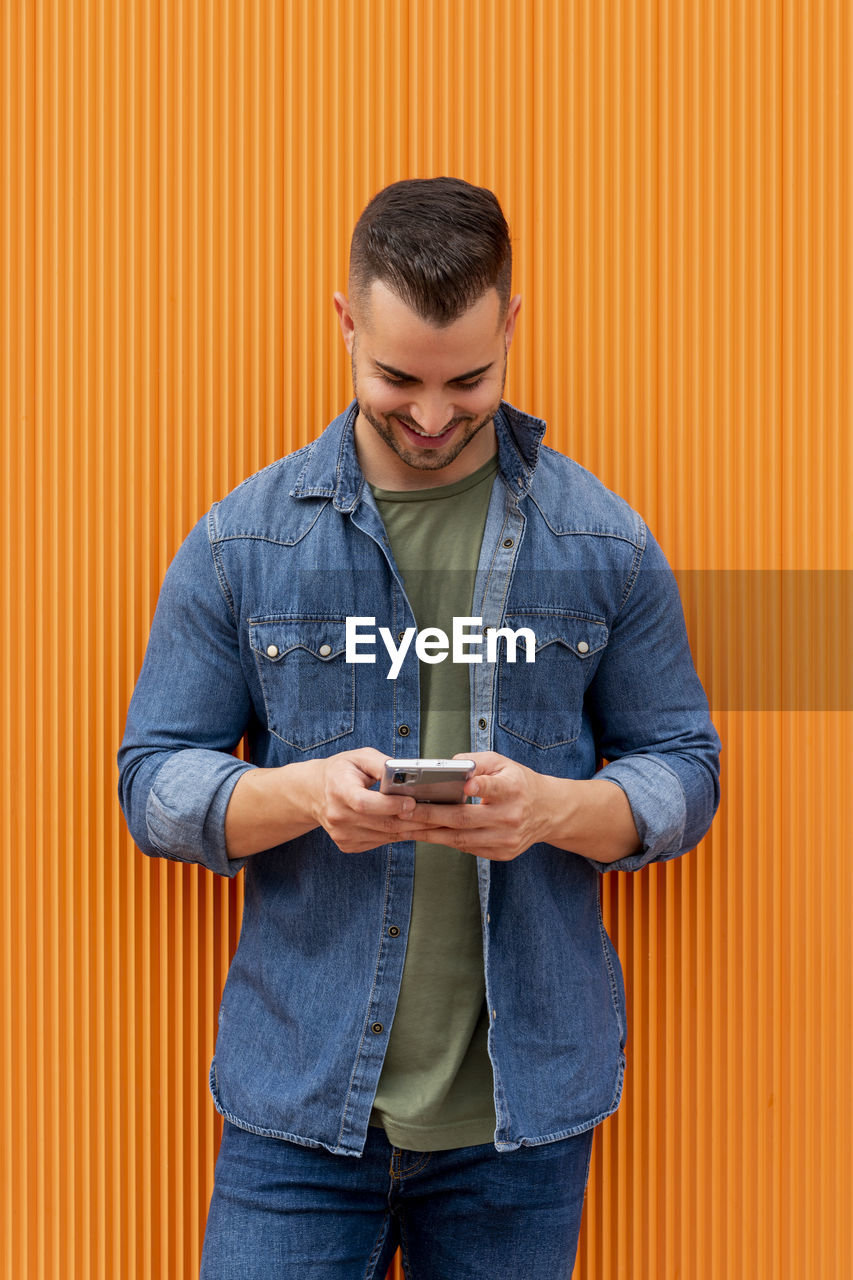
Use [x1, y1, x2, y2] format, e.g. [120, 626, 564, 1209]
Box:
[537, 776, 641, 864]
[225, 748, 424, 858]
[224, 761, 321, 858]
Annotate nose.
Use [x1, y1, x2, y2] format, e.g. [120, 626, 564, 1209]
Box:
[408, 398, 455, 435]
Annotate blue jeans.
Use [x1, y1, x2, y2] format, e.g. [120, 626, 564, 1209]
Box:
[200, 1120, 595, 1278]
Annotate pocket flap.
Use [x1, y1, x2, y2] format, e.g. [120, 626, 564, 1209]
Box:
[502, 612, 609, 659]
[249, 618, 349, 663]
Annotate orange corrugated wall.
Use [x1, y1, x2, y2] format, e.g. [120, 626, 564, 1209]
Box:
[2, 2, 850, 1277]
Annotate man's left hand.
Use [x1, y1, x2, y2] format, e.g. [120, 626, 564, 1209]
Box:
[404, 751, 554, 861]
[405, 751, 643, 864]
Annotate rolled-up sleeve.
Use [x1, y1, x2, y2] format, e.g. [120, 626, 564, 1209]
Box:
[117, 513, 254, 878]
[584, 527, 721, 874]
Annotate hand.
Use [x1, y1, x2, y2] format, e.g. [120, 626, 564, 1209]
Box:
[403, 751, 552, 861]
[225, 747, 423, 858]
[306, 747, 423, 853]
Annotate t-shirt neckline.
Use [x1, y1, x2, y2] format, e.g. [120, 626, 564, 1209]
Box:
[369, 454, 499, 504]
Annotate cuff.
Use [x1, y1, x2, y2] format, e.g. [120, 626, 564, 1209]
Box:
[146, 749, 255, 878]
[585, 755, 687, 874]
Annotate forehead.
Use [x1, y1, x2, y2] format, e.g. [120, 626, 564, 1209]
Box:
[358, 280, 504, 354]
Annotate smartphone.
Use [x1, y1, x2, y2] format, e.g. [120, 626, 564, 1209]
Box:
[380, 758, 476, 804]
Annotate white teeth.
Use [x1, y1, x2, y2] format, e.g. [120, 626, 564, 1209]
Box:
[407, 424, 448, 437]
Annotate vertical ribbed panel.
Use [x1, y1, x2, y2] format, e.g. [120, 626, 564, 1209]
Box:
[1, 3, 849, 1277]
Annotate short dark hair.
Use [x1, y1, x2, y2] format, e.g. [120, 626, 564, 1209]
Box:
[349, 177, 512, 326]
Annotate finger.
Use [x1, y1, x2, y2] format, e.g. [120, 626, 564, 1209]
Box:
[346, 747, 395, 780]
[406, 826, 528, 860]
[406, 801, 487, 830]
[348, 789, 416, 818]
[404, 824, 460, 844]
[332, 814, 426, 849]
[453, 750, 504, 770]
[404, 826, 487, 856]
[463, 772, 504, 801]
[355, 822, 439, 850]
[404, 802, 461, 827]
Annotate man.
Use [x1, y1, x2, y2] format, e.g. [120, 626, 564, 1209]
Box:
[119, 177, 720, 1278]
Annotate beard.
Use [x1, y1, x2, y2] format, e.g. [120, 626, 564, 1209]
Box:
[351, 343, 507, 474]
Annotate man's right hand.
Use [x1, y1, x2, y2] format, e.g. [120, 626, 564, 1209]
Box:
[224, 748, 420, 859]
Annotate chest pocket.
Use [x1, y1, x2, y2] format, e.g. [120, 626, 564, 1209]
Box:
[497, 612, 608, 748]
[249, 618, 355, 752]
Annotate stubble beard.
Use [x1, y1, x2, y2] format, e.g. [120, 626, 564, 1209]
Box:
[350, 345, 507, 474]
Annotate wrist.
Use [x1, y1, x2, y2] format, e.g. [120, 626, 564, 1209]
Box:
[296, 757, 326, 829]
[224, 760, 323, 859]
[535, 773, 575, 847]
[539, 775, 641, 863]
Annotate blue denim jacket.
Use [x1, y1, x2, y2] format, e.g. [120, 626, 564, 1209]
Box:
[118, 400, 720, 1155]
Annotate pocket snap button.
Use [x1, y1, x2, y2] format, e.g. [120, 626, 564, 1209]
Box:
[577, 641, 589, 654]
[318, 643, 332, 657]
[266, 644, 279, 658]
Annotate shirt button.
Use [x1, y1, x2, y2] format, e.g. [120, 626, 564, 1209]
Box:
[318, 643, 332, 657]
[398, 724, 410, 737]
[266, 644, 279, 658]
[398, 630, 406, 642]
[503, 538, 514, 548]
[478, 718, 487, 730]
[577, 641, 589, 654]
[388, 926, 400, 937]
[372, 1022, 384, 1034]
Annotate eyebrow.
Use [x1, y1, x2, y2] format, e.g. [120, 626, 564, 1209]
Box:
[374, 359, 495, 383]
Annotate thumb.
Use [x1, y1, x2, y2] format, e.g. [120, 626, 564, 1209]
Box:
[464, 771, 499, 801]
[349, 747, 390, 781]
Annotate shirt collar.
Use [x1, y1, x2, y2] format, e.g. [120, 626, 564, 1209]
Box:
[289, 399, 547, 509]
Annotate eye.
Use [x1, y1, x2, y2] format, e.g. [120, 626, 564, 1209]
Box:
[376, 372, 484, 390]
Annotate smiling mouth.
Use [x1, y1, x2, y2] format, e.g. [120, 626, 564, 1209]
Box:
[396, 417, 458, 440]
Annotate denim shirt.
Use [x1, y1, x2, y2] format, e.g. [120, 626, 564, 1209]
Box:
[118, 400, 721, 1155]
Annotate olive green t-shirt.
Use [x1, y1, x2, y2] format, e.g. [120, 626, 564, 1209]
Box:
[369, 454, 499, 1151]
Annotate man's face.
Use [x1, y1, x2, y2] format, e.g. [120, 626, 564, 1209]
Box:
[334, 281, 521, 489]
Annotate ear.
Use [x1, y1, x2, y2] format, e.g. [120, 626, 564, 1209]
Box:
[333, 292, 356, 355]
[503, 294, 522, 352]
